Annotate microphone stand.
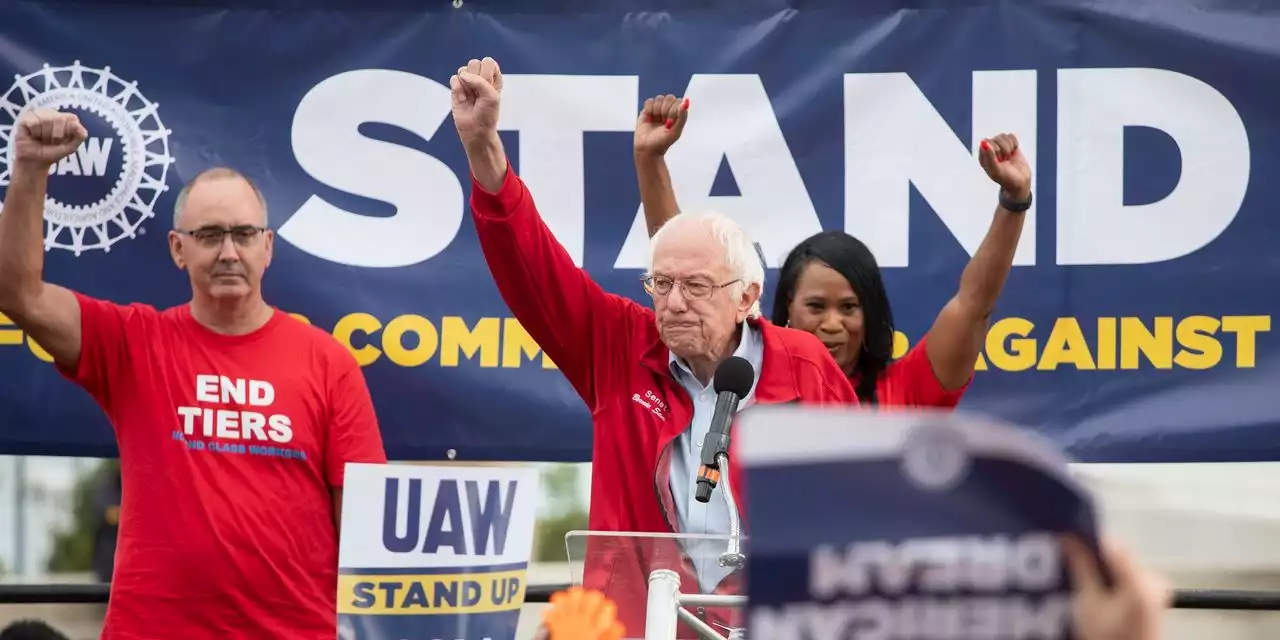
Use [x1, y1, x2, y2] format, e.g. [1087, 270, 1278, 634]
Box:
[715, 450, 745, 569]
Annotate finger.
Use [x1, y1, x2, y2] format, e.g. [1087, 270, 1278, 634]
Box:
[1060, 535, 1104, 594]
[51, 115, 68, 143]
[641, 97, 655, 123]
[978, 139, 997, 173]
[457, 72, 497, 101]
[1001, 132, 1019, 157]
[991, 135, 1013, 162]
[18, 112, 38, 139]
[480, 56, 499, 85]
[1146, 571, 1173, 609]
[466, 58, 482, 75]
[72, 120, 89, 142]
[670, 94, 691, 132]
[40, 112, 56, 143]
[449, 75, 466, 104]
[662, 96, 681, 129]
[670, 97, 691, 137]
[659, 94, 677, 129]
[994, 133, 1015, 162]
[1097, 536, 1146, 594]
[491, 63, 503, 93]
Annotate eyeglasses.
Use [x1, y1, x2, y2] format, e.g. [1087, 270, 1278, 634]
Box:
[176, 225, 268, 248]
[641, 274, 740, 301]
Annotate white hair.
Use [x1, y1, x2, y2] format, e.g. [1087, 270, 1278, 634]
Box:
[648, 211, 766, 318]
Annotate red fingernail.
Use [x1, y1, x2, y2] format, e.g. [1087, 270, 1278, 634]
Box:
[664, 118, 674, 129]
[682, 98, 690, 110]
[980, 140, 990, 151]
[643, 114, 652, 123]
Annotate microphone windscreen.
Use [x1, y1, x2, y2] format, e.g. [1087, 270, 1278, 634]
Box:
[713, 356, 756, 398]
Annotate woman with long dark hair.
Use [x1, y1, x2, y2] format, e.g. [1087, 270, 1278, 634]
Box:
[632, 94, 1030, 406]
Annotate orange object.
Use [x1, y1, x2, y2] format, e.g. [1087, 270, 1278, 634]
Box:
[542, 586, 626, 640]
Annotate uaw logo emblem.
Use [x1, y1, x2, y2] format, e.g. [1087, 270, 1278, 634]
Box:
[0, 61, 175, 256]
[901, 419, 971, 493]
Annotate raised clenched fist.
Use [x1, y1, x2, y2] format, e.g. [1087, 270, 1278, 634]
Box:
[450, 57, 503, 148]
[13, 108, 88, 169]
[978, 132, 1032, 200]
[634, 94, 689, 157]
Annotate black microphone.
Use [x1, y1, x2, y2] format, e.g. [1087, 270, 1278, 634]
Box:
[695, 356, 755, 504]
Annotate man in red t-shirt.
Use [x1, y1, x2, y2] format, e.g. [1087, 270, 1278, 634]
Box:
[0, 109, 388, 639]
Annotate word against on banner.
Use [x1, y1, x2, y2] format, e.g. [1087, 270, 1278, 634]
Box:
[0, 312, 1268, 373]
[285, 68, 1248, 271]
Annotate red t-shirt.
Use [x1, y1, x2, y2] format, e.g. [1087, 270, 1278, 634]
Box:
[58, 292, 387, 640]
[865, 334, 970, 408]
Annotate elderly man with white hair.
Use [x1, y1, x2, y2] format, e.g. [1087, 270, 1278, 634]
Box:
[451, 57, 857, 635]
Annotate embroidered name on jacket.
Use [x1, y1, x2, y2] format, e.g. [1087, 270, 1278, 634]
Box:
[632, 390, 669, 421]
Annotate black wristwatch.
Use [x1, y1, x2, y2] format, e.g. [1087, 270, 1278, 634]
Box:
[999, 188, 1032, 213]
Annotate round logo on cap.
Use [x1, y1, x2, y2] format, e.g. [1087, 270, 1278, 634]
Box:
[901, 419, 971, 492]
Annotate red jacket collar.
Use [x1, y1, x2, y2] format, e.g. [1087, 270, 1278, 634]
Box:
[640, 316, 800, 404]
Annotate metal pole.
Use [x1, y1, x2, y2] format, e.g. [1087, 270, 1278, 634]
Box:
[14, 456, 26, 577]
[676, 607, 728, 640]
[646, 569, 681, 640]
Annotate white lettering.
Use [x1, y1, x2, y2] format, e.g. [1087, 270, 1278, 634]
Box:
[278, 69, 1250, 271]
[616, 74, 822, 268]
[50, 138, 113, 177]
[175, 407, 292, 444]
[284, 69, 463, 268]
[500, 75, 638, 265]
[177, 406, 201, 435]
[78, 138, 112, 176]
[215, 409, 240, 439]
[241, 411, 268, 441]
[195, 375, 276, 407]
[249, 380, 274, 406]
[195, 374, 219, 403]
[810, 534, 1059, 597]
[219, 376, 246, 404]
[844, 70, 1038, 267]
[750, 597, 1071, 640]
[201, 408, 215, 437]
[268, 414, 293, 443]
[1056, 68, 1250, 265]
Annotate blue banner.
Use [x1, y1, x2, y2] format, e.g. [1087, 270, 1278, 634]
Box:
[0, 0, 1277, 462]
[739, 406, 1103, 639]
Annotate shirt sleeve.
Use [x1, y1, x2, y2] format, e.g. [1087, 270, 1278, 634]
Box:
[884, 334, 970, 408]
[324, 352, 388, 488]
[56, 291, 145, 416]
[470, 161, 646, 410]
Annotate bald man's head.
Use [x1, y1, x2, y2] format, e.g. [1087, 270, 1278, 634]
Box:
[172, 167, 268, 230]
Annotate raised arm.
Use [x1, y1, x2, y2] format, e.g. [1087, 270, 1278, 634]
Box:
[923, 133, 1031, 390]
[451, 57, 643, 408]
[634, 94, 689, 237]
[0, 109, 89, 371]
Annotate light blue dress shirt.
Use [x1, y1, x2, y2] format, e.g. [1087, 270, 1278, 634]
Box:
[667, 321, 763, 593]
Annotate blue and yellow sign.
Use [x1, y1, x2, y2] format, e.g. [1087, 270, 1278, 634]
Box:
[337, 464, 539, 640]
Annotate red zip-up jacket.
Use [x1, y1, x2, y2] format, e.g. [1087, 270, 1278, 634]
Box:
[471, 161, 858, 637]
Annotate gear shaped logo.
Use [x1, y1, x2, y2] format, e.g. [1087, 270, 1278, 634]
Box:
[901, 420, 971, 493]
[0, 61, 174, 256]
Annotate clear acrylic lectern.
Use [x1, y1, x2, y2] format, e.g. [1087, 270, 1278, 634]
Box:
[564, 530, 748, 640]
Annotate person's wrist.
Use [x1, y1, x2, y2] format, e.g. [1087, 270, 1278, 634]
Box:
[634, 147, 667, 161]
[1001, 184, 1031, 202]
[10, 159, 51, 183]
[462, 130, 502, 156]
